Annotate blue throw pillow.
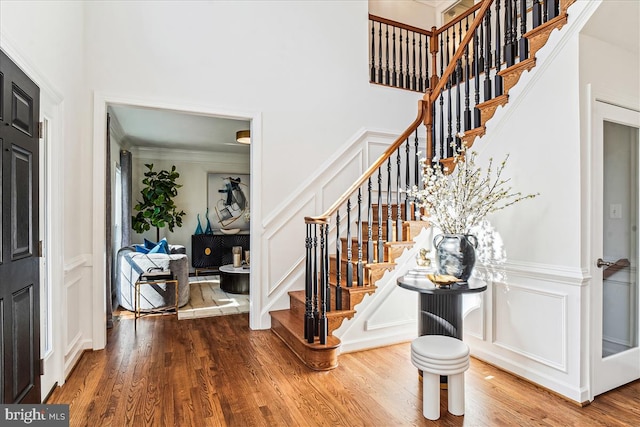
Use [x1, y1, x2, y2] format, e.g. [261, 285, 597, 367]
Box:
[144, 238, 157, 250]
[148, 238, 169, 254]
[134, 244, 150, 254]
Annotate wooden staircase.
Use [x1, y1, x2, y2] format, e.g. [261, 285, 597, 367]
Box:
[270, 206, 427, 370]
[271, 0, 577, 371]
[460, 5, 572, 148]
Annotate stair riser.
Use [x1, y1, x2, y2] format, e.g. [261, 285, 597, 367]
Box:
[371, 204, 402, 223]
[270, 315, 338, 371]
[340, 238, 373, 262]
[287, 291, 358, 336]
[329, 257, 370, 286]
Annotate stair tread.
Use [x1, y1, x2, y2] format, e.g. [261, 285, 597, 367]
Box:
[270, 309, 341, 349]
[290, 286, 376, 299]
[384, 240, 415, 247]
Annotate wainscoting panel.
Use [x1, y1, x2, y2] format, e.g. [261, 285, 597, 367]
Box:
[63, 255, 93, 377]
[257, 130, 400, 327]
[493, 282, 568, 372]
[463, 292, 486, 340]
[65, 276, 81, 353]
[319, 151, 363, 212]
[266, 195, 315, 296]
[336, 228, 431, 353]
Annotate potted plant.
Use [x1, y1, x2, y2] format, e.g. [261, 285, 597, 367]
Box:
[132, 164, 186, 242]
[410, 142, 537, 281]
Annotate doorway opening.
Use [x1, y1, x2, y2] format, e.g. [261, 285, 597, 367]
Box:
[100, 99, 257, 340]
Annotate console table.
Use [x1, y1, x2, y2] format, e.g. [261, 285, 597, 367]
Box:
[191, 234, 250, 272]
[397, 271, 487, 339]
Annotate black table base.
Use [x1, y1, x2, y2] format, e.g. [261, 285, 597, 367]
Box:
[419, 293, 463, 339]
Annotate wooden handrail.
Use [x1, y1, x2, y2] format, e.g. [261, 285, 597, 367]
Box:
[368, 14, 433, 37]
[434, 1, 484, 35]
[429, 0, 494, 100]
[305, 98, 429, 225]
[308, 1, 494, 225]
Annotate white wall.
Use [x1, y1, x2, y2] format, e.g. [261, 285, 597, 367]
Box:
[6, 0, 633, 404]
[85, 0, 424, 334]
[84, 1, 421, 215]
[2, 0, 424, 384]
[468, 30, 588, 396]
[368, 0, 437, 29]
[0, 0, 93, 378]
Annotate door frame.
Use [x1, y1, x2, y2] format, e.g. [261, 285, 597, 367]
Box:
[38, 90, 65, 399]
[91, 93, 263, 348]
[588, 85, 640, 400]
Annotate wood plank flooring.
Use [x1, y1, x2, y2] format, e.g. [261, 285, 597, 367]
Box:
[47, 313, 640, 426]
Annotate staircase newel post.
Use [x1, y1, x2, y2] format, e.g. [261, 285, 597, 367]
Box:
[429, 26, 439, 90]
[386, 158, 394, 242]
[423, 95, 434, 165]
[399, 30, 405, 88]
[405, 30, 411, 88]
[318, 224, 328, 345]
[532, 0, 543, 28]
[404, 138, 411, 221]
[504, 0, 517, 67]
[357, 189, 364, 287]
[418, 34, 424, 92]
[519, 0, 529, 61]
[335, 211, 342, 310]
[377, 169, 384, 263]
[367, 178, 374, 265]
[304, 222, 315, 343]
[483, 8, 493, 101]
[312, 226, 319, 336]
[385, 24, 390, 85]
[392, 27, 397, 87]
[493, 0, 504, 96]
[473, 25, 482, 128]
[546, 0, 559, 20]
[413, 128, 420, 220]
[346, 199, 354, 287]
[411, 32, 417, 90]
[396, 147, 403, 242]
[371, 22, 376, 82]
[463, 16, 472, 131]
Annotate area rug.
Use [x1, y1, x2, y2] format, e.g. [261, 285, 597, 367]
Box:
[178, 275, 250, 320]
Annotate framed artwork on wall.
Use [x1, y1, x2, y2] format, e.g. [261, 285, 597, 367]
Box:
[207, 173, 250, 232]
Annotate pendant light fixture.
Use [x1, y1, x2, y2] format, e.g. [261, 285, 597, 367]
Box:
[236, 130, 251, 144]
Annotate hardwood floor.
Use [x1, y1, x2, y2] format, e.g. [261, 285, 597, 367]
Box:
[47, 313, 640, 426]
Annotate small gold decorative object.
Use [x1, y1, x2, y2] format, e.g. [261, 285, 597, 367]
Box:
[416, 248, 432, 267]
[427, 273, 459, 286]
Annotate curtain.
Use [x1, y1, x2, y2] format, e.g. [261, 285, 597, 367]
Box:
[106, 113, 113, 328]
[120, 150, 132, 247]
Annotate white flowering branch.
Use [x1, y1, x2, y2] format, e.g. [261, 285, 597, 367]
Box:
[409, 144, 537, 235]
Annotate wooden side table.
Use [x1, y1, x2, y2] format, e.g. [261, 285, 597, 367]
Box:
[134, 278, 179, 330]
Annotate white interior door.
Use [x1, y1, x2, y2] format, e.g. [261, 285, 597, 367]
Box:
[592, 100, 640, 397]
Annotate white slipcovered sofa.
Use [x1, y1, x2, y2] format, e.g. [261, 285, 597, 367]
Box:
[115, 245, 190, 311]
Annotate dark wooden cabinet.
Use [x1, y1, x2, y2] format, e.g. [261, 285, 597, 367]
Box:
[191, 234, 250, 269]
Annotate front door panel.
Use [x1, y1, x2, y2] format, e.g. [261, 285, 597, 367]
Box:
[0, 49, 40, 403]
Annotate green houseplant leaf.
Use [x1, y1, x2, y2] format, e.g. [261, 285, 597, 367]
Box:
[132, 163, 186, 242]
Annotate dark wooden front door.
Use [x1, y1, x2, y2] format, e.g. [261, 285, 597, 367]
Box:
[0, 49, 41, 403]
